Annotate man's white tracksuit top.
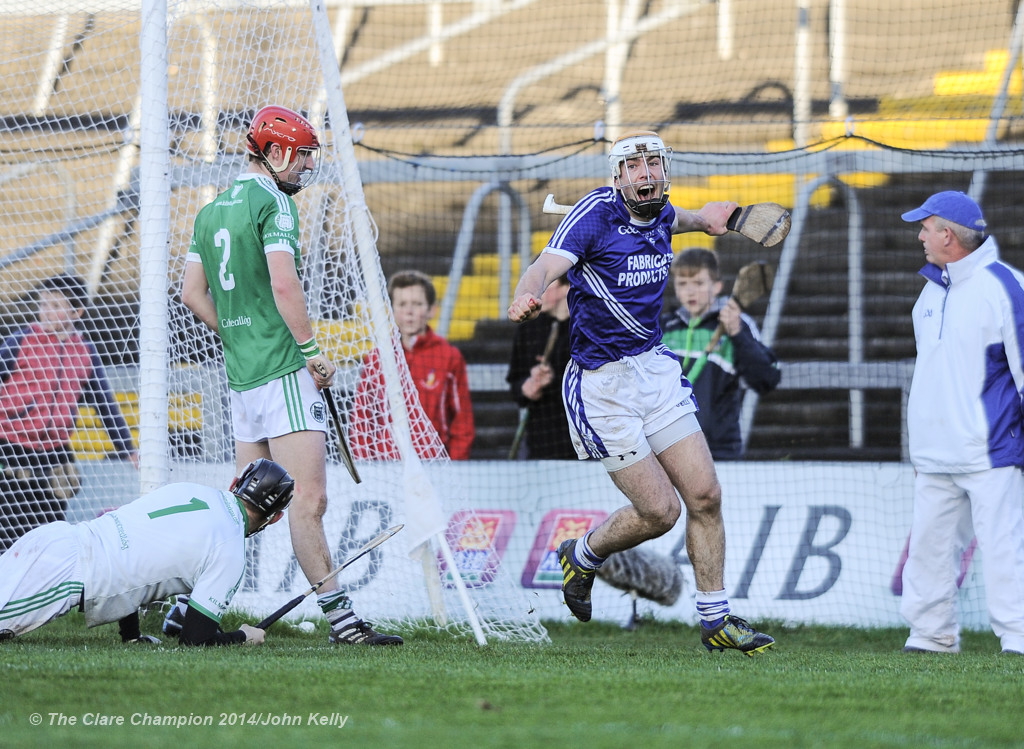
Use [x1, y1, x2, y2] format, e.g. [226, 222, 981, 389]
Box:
[908, 236, 1024, 474]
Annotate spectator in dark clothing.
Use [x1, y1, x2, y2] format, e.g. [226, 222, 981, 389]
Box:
[661, 248, 780, 460]
[506, 273, 575, 459]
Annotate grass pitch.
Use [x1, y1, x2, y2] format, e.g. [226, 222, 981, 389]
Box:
[1, 610, 1022, 748]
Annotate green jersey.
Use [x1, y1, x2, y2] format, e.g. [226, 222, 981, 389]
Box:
[187, 173, 307, 391]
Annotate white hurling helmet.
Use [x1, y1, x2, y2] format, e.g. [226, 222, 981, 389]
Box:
[608, 130, 672, 220]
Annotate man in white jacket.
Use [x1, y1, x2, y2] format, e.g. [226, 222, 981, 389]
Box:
[900, 190, 1024, 655]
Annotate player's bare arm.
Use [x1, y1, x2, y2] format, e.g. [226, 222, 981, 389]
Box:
[181, 261, 220, 333]
[672, 201, 737, 236]
[267, 251, 335, 388]
[509, 253, 573, 323]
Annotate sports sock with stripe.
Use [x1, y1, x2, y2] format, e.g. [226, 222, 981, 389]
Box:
[318, 590, 355, 627]
[573, 530, 606, 571]
[696, 589, 730, 628]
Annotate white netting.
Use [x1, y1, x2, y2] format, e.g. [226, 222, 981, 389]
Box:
[0, 0, 550, 644]
[162, 0, 547, 643]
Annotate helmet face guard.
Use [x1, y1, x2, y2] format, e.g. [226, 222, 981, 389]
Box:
[231, 458, 295, 534]
[246, 105, 322, 195]
[608, 130, 672, 220]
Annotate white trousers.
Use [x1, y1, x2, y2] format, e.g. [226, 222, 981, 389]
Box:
[900, 466, 1024, 653]
[0, 522, 83, 638]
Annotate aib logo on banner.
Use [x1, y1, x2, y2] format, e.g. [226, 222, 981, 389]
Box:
[439, 510, 516, 588]
[522, 509, 608, 589]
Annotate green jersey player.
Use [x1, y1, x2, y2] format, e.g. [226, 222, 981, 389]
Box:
[180, 105, 401, 646]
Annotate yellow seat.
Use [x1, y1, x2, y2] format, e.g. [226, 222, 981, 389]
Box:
[933, 49, 1022, 97]
[312, 318, 376, 363]
[71, 392, 203, 460]
[819, 118, 990, 148]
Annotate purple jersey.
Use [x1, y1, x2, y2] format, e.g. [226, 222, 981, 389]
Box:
[544, 186, 677, 369]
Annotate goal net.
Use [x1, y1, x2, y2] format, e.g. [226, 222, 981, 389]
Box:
[0, 0, 550, 644]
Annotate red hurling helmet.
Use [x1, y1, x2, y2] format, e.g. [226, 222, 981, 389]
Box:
[246, 105, 321, 195]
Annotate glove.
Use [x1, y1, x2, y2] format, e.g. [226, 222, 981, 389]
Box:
[162, 595, 189, 637]
[305, 354, 335, 388]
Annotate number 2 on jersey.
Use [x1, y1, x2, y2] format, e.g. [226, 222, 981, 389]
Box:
[215, 227, 235, 291]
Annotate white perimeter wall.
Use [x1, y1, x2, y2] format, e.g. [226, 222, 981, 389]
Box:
[72, 460, 991, 630]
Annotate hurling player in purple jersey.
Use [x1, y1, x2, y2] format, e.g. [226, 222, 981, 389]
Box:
[509, 131, 774, 655]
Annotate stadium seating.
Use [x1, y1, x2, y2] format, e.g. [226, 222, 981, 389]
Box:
[1, 2, 1021, 462]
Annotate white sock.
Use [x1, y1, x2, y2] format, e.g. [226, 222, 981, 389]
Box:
[574, 531, 606, 570]
[695, 589, 730, 627]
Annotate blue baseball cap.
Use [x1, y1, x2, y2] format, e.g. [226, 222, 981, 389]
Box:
[901, 191, 986, 231]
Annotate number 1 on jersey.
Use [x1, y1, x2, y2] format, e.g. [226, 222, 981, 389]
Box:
[148, 497, 210, 519]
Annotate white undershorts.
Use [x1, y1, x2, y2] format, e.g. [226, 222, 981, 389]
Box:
[562, 344, 701, 471]
[0, 522, 82, 637]
[230, 368, 329, 443]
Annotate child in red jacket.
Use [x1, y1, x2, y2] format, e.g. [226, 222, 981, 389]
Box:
[351, 270, 475, 460]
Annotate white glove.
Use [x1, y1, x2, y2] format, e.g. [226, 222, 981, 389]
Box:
[240, 624, 266, 646]
[127, 635, 162, 644]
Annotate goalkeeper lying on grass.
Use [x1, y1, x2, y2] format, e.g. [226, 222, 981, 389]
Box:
[0, 458, 293, 646]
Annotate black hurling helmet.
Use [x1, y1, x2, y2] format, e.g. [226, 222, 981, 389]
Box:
[230, 458, 295, 532]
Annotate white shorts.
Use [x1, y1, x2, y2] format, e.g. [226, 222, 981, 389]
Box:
[562, 344, 700, 471]
[231, 368, 329, 443]
[0, 522, 83, 638]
